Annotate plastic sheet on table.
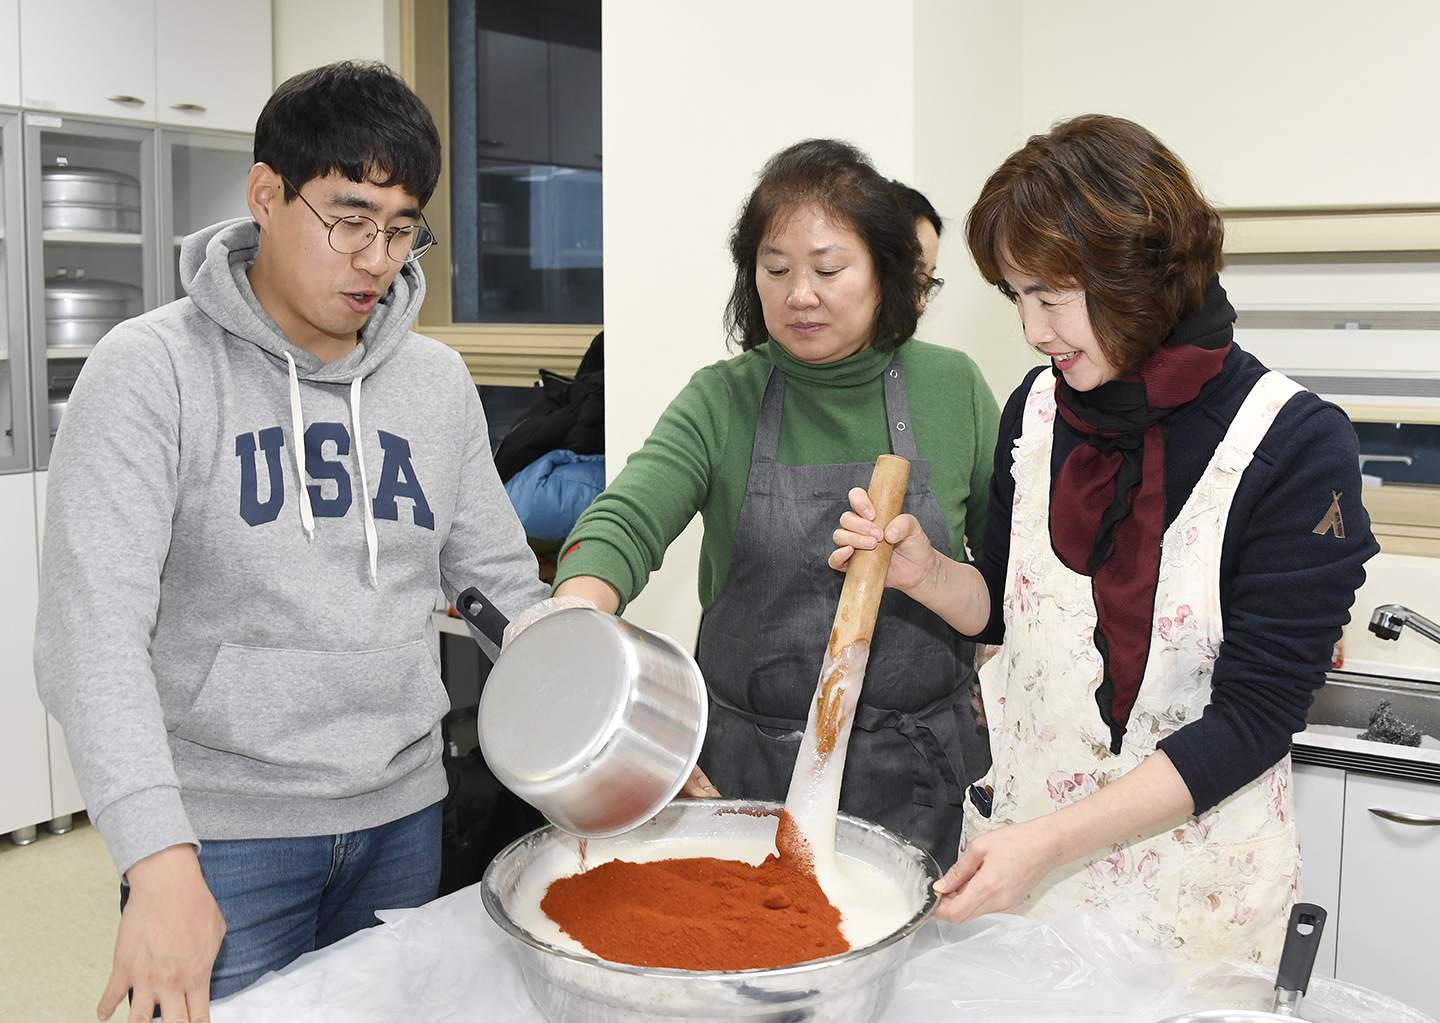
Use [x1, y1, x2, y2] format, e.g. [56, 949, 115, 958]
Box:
[885, 910, 1433, 1023]
[210, 885, 1431, 1023]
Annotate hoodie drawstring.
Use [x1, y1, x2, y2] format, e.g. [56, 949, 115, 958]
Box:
[284, 352, 316, 540]
[350, 376, 379, 587]
[282, 353, 378, 586]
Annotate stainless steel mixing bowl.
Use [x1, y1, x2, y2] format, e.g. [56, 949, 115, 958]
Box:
[482, 799, 941, 1023]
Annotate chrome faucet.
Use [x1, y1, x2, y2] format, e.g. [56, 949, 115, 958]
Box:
[1370, 604, 1440, 647]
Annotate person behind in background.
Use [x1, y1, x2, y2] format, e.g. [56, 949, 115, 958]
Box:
[832, 114, 1376, 963]
[892, 179, 943, 309]
[552, 139, 1000, 867]
[892, 178, 1001, 722]
[34, 61, 549, 1020]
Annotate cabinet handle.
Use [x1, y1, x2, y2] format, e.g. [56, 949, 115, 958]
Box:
[478, 138, 506, 147]
[170, 103, 206, 113]
[106, 94, 145, 106]
[1369, 807, 1440, 826]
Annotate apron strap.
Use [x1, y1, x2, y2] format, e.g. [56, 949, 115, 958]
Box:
[753, 359, 916, 465]
[882, 360, 920, 461]
[751, 366, 786, 465]
[852, 686, 968, 808]
[707, 683, 969, 808]
[706, 686, 805, 732]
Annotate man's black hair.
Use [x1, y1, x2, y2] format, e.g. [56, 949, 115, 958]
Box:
[254, 60, 442, 207]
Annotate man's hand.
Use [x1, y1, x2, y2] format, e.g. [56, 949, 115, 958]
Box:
[100, 844, 226, 1023]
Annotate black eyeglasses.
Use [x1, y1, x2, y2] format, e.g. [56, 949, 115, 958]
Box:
[282, 175, 435, 263]
[924, 275, 945, 300]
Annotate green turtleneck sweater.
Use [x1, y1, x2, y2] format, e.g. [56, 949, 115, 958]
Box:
[554, 339, 1000, 612]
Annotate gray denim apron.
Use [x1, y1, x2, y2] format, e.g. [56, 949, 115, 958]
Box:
[695, 360, 988, 866]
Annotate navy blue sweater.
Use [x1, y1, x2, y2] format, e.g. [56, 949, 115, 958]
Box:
[971, 344, 1379, 813]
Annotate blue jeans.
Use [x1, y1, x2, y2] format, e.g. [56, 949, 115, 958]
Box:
[123, 802, 443, 1002]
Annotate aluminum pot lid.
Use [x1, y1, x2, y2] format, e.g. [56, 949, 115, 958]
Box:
[479, 609, 634, 783]
[45, 274, 142, 298]
[41, 165, 141, 187]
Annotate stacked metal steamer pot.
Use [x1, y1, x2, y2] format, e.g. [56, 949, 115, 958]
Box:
[42, 159, 144, 439]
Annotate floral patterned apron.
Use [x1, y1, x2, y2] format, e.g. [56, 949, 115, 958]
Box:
[963, 368, 1305, 965]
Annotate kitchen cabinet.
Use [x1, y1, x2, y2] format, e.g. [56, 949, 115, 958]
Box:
[33, 468, 83, 818]
[1334, 772, 1440, 1017]
[156, 0, 271, 133]
[19, 0, 158, 122]
[1292, 763, 1343, 979]
[0, 471, 53, 839]
[21, 113, 158, 469]
[159, 129, 254, 301]
[17, 0, 271, 132]
[0, 0, 18, 109]
[477, 30, 551, 165]
[0, 109, 33, 474]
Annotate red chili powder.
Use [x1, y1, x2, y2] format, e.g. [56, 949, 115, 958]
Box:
[540, 850, 849, 970]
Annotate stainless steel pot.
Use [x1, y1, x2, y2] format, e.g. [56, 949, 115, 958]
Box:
[456, 588, 707, 838]
[42, 165, 142, 233]
[1156, 904, 1328, 1022]
[482, 799, 941, 1023]
[45, 271, 143, 348]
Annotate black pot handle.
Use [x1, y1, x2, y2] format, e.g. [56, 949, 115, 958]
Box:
[454, 587, 511, 649]
[1275, 902, 1327, 996]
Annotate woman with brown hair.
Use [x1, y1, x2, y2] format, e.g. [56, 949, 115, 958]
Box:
[554, 138, 1000, 866]
[832, 114, 1376, 962]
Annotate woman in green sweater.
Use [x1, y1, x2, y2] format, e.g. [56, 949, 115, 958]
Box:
[555, 140, 1000, 864]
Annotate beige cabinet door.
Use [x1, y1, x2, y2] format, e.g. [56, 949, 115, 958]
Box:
[19, 0, 157, 121]
[0, 0, 19, 108]
[1292, 762, 1343, 978]
[0, 472, 54, 836]
[156, 0, 271, 133]
[1336, 771, 1440, 1017]
[32, 470, 84, 816]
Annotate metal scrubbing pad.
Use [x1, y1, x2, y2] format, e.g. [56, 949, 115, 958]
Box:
[1357, 700, 1424, 747]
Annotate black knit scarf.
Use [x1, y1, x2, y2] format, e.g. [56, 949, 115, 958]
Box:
[1051, 277, 1235, 753]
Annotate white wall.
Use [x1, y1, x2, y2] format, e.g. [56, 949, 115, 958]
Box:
[1020, 0, 1440, 209]
[600, 1, 1440, 641]
[272, 0, 401, 86]
[602, 0, 920, 639]
[602, 0, 1037, 641]
[912, 0, 1036, 410]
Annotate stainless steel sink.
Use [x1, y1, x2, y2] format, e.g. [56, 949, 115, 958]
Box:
[1296, 671, 1440, 782]
[1309, 671, 1440, 736]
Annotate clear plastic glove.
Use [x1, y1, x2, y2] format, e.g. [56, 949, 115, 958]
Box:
[501, 595, 599, 650]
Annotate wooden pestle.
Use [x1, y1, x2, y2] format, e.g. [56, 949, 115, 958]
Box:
[813, 453, 911, 755]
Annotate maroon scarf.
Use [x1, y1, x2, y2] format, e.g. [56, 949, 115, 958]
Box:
[1050, 279, 1234, 753]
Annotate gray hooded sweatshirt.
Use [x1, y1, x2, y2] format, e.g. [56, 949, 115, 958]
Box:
[35, 218, 549, 875]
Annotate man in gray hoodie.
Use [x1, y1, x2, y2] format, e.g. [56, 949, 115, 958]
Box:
[35, 62, 550, 1021]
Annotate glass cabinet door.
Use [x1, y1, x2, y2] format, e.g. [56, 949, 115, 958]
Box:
[0, 111, 32, 473]
[22, 114, 158, 469]
[159, 129, 253, 304]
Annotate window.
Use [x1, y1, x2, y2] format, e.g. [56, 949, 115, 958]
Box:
[399, 0, 600, 385]
[449, 0, 602, 324]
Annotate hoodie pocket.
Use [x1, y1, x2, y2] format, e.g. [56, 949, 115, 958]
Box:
[174, 640, 450, 799]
